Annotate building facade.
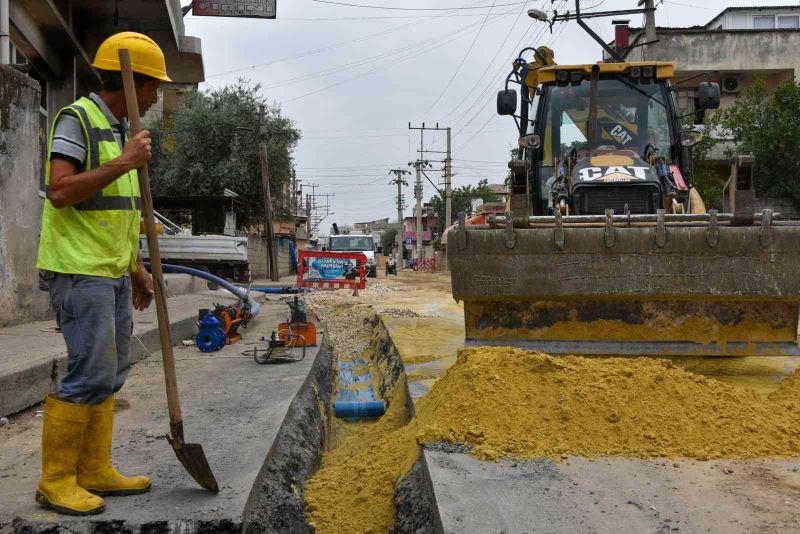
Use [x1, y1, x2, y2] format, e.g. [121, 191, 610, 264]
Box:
[607, 5, 800, 206]
[402, 205, 439, 262]
[0, 1, 204, 326]
[619, 5, 800, 116]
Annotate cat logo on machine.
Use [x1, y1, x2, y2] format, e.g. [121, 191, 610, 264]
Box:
[578, 166, 649, 183]
[608, 124, 634, 146]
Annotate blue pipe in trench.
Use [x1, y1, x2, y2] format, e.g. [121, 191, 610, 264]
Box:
[334, 357, 386, 419]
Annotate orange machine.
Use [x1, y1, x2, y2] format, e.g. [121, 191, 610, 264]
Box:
[278, 321, 317, 347]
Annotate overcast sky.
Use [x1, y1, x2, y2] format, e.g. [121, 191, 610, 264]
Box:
[181, 0, 776, 229]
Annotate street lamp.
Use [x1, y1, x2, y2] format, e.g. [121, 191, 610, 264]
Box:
[527, 9, 547, 22]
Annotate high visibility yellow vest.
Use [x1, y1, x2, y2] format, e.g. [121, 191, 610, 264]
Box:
[37, 97, 142, 278]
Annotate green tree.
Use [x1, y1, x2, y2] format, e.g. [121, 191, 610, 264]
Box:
[506, 146, 523, 187]
[696, 79, 800, 209]
[428, 179, 499, 234]
[146, 79, 301, 225]
[380, 227, 398, 254]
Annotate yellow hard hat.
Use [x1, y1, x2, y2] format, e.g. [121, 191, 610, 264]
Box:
[92, 31, 172, 82]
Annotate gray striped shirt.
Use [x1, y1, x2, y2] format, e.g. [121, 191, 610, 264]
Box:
[50, 93, 129, 167]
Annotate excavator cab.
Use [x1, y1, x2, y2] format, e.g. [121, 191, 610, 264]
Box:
[448, 48, 800, 357]
[499, 59, 716, 217]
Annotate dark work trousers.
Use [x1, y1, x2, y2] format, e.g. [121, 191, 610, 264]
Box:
[43, 272, 133, 405]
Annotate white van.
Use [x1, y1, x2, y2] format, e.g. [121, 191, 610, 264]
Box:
[328, 235, 377, 277]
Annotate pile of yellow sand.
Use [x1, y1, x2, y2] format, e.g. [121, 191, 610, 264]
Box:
[305, 347, 800, 533]
[414, 347, 800, 461]
[305, 379, 418, 534]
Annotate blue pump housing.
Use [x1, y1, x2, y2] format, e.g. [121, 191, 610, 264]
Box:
[196, 313, 227, 353]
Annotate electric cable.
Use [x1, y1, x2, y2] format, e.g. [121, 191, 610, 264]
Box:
[310, 0, 532, 11]
[416, 0, 501, 118]
[262, 18, 494, 91]
[436, 0, 543, 122]
[454, 17, 567, 151]
[282, 15, 511, 103]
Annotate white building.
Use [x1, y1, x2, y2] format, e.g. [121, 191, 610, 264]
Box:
[706, 5, 800, 30]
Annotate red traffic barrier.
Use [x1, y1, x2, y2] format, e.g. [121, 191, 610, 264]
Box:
[297, 250, 367, 290]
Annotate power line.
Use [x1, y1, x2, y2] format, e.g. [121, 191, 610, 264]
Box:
[662, 0, 719, 10]
[437, 0, 537, 122]
[261, 19, 495, 91]
[204, 0, 519, 80]
[434, 0, 564, 133]
[206, 17, 424, 79]
[310, 0, 532, 11]
[187, 11, 537, 21]
[448, 19, 550, 139]
[416, 0, 501, 118]
[454, 16, 568, 151]
[433, 0, 558, 143]
[282, 15, 511, 103]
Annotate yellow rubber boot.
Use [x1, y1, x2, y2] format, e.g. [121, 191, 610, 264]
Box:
[36, 395, 105, 515]
[77, 395, 151, 496]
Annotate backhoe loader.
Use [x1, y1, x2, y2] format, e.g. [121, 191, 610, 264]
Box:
[447, 44, 800, 357]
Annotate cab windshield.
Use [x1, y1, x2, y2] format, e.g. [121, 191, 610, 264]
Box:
[329, 236, 374, 252]
[541, 77, 675, 163]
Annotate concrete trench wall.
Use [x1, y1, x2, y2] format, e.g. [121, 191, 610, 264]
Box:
[240, 337, 335, 533]
[370, 315, 440, 534]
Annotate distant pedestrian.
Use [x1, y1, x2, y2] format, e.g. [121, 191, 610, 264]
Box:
[35, 32, 171, 515]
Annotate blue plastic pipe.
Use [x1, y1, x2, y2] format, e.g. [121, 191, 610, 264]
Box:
[248, 286, 304, 294]
[289, 240, 298, 271]
[334, 401, 386, 418]
[144, 262, 260, 317]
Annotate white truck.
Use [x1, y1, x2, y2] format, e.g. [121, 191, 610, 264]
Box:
[328, 234, 377, 278]
[139, 213, 251, 284]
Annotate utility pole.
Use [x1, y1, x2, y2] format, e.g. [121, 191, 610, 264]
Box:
[291, 169, 297, 215]
[409, 122, 451, 264]
[389, 169, 410, 268]
[445, 127, 452, 230]
[415, 130, 424, 261]
[639, 0, 657, 60]
[258, 105, 279, 281]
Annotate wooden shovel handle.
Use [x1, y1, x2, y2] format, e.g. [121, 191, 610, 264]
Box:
[118, 49, 183, 431]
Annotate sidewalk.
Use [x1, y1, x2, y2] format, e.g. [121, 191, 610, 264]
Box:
[0, 296, 323, 531]
[0, 278, 252, 418]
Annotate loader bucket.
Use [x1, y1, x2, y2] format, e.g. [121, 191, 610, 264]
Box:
[448, 210, 800, 357]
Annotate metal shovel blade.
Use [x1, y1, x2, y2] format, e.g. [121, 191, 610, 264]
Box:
[167, 430, 219, 493]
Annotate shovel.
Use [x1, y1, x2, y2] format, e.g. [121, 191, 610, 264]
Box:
[118, 49, 219, 493]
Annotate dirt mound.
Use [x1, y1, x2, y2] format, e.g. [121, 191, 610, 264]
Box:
[415, 347, 800, 461]
[305, 346, 800, 533]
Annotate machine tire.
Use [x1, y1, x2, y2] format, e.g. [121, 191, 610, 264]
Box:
[196, 265, 220, 290]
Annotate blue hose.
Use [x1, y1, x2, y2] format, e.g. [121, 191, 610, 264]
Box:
[144, 262, 260, 317]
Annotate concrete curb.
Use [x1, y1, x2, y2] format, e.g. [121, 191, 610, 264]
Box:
[0, 314, 198, 419]
[241, 330, 335, 533]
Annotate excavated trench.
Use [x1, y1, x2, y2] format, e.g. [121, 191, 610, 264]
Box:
[241, 306, 438, 534]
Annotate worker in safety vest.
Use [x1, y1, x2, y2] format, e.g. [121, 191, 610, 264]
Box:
[35, 32, 169, 516]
